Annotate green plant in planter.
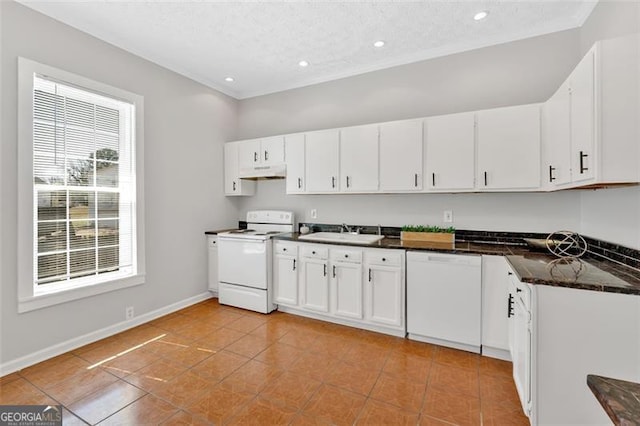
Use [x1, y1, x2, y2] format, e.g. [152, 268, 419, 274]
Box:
[401, 225, 455, 233]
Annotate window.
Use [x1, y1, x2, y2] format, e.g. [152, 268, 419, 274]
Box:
[18, 58, 145, 312]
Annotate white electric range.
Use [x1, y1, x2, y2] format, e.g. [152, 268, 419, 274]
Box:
[217, 210, 295, 313]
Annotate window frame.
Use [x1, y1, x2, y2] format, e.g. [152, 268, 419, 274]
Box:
[18, 58, 145, 313]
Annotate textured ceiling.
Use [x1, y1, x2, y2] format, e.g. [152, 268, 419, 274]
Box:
[18, 0, 597, 99]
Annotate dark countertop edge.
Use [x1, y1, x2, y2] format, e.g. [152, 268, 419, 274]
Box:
[274, 233, 640, 296]
[587, 374, 640, 425]
[272, 233, 519, 256]
[204, 228, 237, 235]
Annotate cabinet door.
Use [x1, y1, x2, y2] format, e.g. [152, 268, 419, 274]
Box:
[331, 261, 363, 319]
[207, 236, 218, 292]
[285, 134, 305, 194]
[542, 81, 572, 187]
[305, 129, 339, 192]
[425, 112, 475, 190]
[481, 256, 511, 355]
[570, 49, 595, 183]
[300, 258, 329, 312]
[274, 254, 298, 306]
[366, 264, 402, 327]
[379, 119, 423, 191]
[224, 142, 255, 196]
[477, 104, 541, 190]
[339, 124, 379, 192]
[261, 136, 285, 165]
[238, 139, 262, 170]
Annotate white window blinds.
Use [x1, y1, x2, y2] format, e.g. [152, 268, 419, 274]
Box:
[33, 74, 137, 290]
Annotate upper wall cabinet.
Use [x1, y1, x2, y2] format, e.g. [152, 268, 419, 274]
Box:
[238, 136, 285, 171]
[224, 142, 255, 196]
[285, 133, 306, 194]
[424, 112, 475, 191]
[305, 129, 340, 193]
[339, 124, 379, 192]
[542, 80, 573, 189]
[476, 104, 541, 191]
[379, 119, 423, 192]
[545, 35, 639, 189]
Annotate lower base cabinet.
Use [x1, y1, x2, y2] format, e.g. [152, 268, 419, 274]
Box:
[207, 235, 218, 293]
[527, 285, 640, 426]
[274, 241, 405, 336]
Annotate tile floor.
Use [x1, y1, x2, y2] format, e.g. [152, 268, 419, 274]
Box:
[0, 299, 529, 425]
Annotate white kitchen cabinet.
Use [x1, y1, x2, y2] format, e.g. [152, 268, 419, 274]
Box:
[481, 255, 511, 360]
[238, 136, 285, 171]
[379, 119, 423, 191]
[527, 284, 640, 425]
[207, 235, 218, 293]
[273, 241, 298, 307]
[476, 104, 541, 191]
[407, 252, 482, 352]
[542, 35, 639, 190]
[424, 112, 475, 191]
[330, 248, 363, 319]
[299, 245, 330, 312]
[305, 129, 340, 193]
[542, 80, 572, 188]
[224, 142, 255, 196]
[364, 250, 404, 328]
[285, 133, 305, 194]
[339, 124, 379, 192]
[569, 48, 596, 184]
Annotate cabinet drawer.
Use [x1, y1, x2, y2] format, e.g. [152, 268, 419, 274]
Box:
[330, 248, 362, 263]
[275, 241, 298, 255]
[301, 245, 328, 259]
[207, 236, 217, 248]
[365, 250, 403, 266]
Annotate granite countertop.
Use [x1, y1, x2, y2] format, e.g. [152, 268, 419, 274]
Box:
[204, 228, 238, 235]
[273, 233, 640, 296]
[587, 374, 640, 425]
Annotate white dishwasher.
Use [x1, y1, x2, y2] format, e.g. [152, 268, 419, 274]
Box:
[407, 252, 482, 353]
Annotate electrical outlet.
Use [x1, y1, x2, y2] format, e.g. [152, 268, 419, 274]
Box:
[443, 210, 453, 223]
[310, 209, 317, 219]
[125, 306, 134, 320]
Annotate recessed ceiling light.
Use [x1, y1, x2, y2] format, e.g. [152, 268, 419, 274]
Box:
[224, 77, 234, 82]
[474, 11, 489, 21]
[298, 60, 309, 67]
[373, 40, 385, 48]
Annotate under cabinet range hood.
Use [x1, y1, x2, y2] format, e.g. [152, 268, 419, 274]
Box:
[239, 163, 286, 179]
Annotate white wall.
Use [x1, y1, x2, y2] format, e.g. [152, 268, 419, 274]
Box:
[578, 1, 640, 249]
[235, 29, 584, 234]
[0, 2, 239, 366]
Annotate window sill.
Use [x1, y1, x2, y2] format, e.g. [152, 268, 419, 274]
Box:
[18, 274, 145, 313]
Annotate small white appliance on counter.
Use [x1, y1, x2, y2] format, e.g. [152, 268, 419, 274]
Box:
[217, 210, 295, 313]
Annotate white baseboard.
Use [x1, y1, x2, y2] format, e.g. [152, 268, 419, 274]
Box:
[0, 292, 212, 376]
[277, 306, 406, 338]
[407, 333, 481, 354]
[481, 345, 512, 361]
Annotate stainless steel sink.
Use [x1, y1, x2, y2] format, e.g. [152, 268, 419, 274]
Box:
[297, 232, 384, 244]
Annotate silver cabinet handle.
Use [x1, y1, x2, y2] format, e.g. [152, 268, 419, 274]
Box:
[232, 181, 236, 191]
[368, 268, 372, 282]
[346, 176, 350, 188]
[484, 171, 488, 186]
[323, 264, 327, 277]
[331, 176, 336, 188]
[549, 165, 556, 182]
[292, 259, 296, 271]
[432, 173, 435, 187]
[332, 265, 336, 278]
[414, 173, 418, 187]
[264, 150, 268, 161]
[254, 152, 258, 162]
[297, 177, 302, 189]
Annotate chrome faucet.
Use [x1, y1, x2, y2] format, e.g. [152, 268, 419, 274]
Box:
[341, 223, 352, 233]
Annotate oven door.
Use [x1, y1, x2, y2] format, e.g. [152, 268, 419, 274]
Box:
[218, 237, 268, 289]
